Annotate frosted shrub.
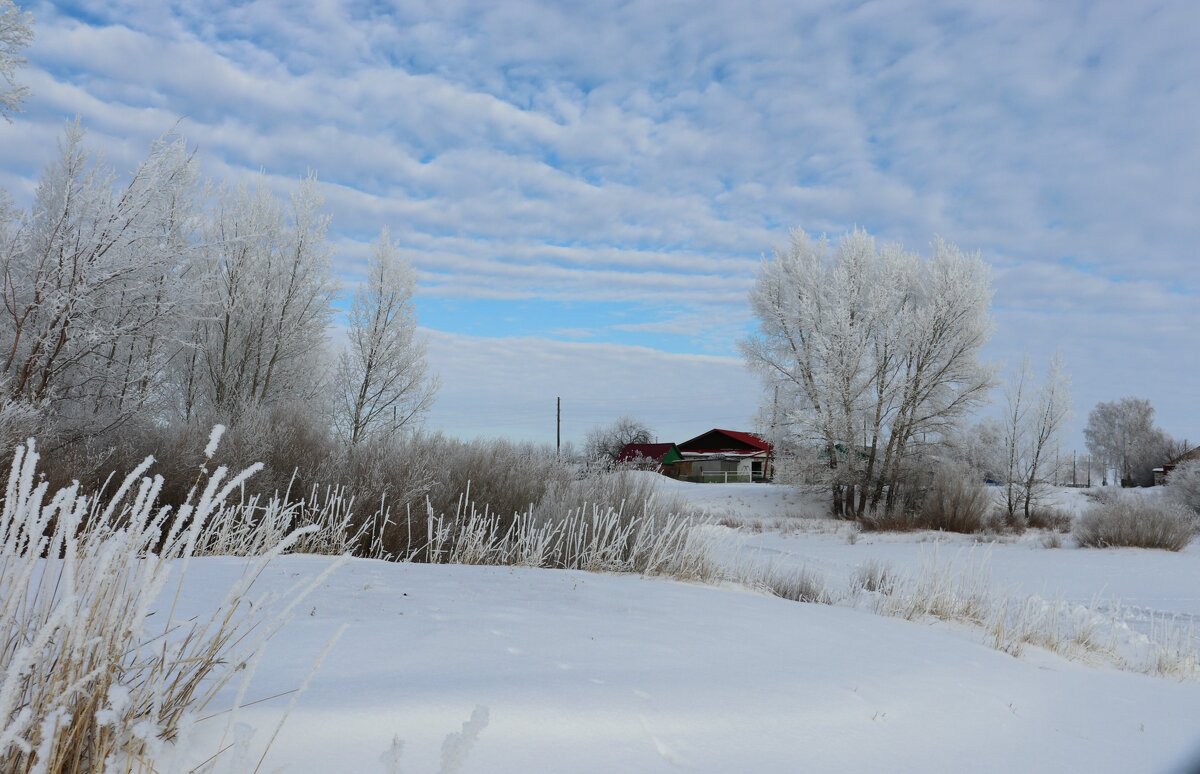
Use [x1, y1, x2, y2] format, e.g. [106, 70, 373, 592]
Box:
[0, 440, 325, 772]
[1074, 493, 1196, 551]
[858, 467, 991, 533]
[917, 466, 991, 533]
[1166, 460, 1200, 515]
[1026, 507, 1072, 532]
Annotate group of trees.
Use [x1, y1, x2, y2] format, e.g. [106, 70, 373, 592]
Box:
[741, 229, 994, 517]
[996, 356, 1070, 525]
[0, 4, 436, 489]
[742, 227, 1189, 523]
[1083, 397, 1188, 487]
[583, 415, 653, 461]
[0, 123, 434, 455]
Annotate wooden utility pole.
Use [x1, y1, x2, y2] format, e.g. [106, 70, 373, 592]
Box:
[556, 397, 561, 457]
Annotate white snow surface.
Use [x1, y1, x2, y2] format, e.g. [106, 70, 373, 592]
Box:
[148, 478, 1200, 772]
[667, 478, 1200, 624]
[161, 551, 1200, 773]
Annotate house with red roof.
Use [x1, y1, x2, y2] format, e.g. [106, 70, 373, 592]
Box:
[677, 429, 773, 482]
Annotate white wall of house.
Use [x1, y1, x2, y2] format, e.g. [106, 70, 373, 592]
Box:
[689, 456, 760, 480]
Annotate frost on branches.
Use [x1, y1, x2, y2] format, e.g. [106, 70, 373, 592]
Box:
[335, 228, 435, 445]
[0, 0, 33, 120]
[0, 123, 435, 451]
[741, 229, 994, 517]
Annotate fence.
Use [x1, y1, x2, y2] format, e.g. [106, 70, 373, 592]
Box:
[686, 471, 755, 484]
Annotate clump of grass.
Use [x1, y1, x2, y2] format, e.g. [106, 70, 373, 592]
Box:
[1073, 494, 1196, 551]
[851, 559, 895, 594]
[409, 491, 716, 580]
[753, 565, 831, 603]
[196, 466, 721, 583]
[871, 552, 992, 623]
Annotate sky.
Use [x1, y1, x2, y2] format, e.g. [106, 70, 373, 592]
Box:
[1, 0, 1197, 451]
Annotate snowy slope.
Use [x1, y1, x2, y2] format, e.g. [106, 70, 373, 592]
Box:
[654, 475, 830, 521]
[164, 557, 1200, 773]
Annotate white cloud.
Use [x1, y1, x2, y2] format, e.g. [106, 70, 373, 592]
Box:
[5, 0, 1199, 445]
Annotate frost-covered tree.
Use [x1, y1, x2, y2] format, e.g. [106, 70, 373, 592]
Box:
[0, 0, 33, 120]
[1084, 397, 1177, 487]
[1165, 459, 1200, 515]
[1000, 354, 1071, 527]
[335, 228, 435, 445]
[0, 123, 197, 442]
[741, 229, 994, 517]
[180, 176, 336, 418]
[947, 418, 1005, 485]
[584, 416, 653, 461]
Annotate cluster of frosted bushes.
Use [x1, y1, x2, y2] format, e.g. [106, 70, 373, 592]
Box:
[1074, 490, 1196, 551]
[0, 441, 333, 772]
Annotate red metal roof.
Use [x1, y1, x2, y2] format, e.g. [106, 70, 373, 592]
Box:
[615, 443, 677, 462]
[678, 429, 772, 454]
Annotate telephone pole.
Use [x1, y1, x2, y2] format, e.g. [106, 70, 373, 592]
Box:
[556, 397, 561, 458]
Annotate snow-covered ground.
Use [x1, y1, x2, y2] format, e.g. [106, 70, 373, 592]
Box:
[149, 479, 1200, 773]
[656, 478, 830, 521]
[671, 479, 1200, 623]
[167, 557, 1200, 774]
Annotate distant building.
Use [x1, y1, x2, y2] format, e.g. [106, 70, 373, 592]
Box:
[1155, 446, 1200, 486]
[676, 429, 773, 483]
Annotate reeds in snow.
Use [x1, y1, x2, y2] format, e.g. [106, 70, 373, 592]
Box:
[0, 440, 327, 773]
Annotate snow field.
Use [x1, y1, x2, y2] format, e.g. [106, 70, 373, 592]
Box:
[677, 479, 1200, 677]
[167, 558, 1200, 774]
